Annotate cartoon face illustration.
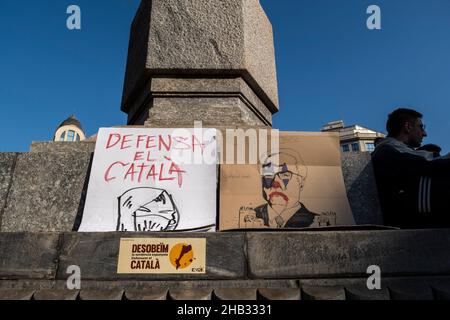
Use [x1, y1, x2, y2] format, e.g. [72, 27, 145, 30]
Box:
[243, 149, 318, 229]
[117, 187, 180, 232]
[260, 150, 307, 214]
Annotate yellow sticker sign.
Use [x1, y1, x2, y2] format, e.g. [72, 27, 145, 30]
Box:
[117, 238, 206, 274]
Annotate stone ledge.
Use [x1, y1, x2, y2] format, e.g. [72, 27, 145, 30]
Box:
[1, 277, 450, 300]
[344, 285, 390, 300]
[125, 289, 168, 300]
[57, 232, 246, 281]
[30, 141, 96, 153]
[0, 232, 59, 280]
[79, 289, 124, 300]
[388, 282, 434, 300]
[213, 288, 257, 300]
[146, 96, 268, 127]
[301, 285, 345, 300]
[146, 77, 273, 125]
[0, 289, 35, 300]
[246, 229, 450, 278]
[169, 288, 212, 300]
[1, 230, 450, 282]
[0, 279, 299, 290]
[33, 289, 79, 300]
[257, 288, 301, 300]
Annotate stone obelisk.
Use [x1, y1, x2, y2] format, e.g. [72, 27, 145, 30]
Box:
[121, 0, 279, 127]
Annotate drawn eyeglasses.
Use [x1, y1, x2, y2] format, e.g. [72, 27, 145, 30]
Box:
[262, 171, 302, 188]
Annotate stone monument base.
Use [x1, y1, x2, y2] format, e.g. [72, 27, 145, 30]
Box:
[1, 230, 450, 300]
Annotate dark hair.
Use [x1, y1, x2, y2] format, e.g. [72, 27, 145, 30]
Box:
[386, 108, 423, 137]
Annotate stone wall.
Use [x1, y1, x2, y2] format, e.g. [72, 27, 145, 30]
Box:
[0, 153, 17, 230]
[0, 142, 382, 232]
[341, 152, 383, 225]
[0, 150, 92, 232]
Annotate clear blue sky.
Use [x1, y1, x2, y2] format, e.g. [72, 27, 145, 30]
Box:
[1, 0, 450, 153]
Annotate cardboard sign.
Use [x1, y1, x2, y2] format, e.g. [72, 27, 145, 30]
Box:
[78, 128, 217, 232]
[117, 238, 206, 274]
[219, 132, 355, 230]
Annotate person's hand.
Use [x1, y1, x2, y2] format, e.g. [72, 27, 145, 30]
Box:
[134, 214, 173, 231]
[239, 207, 257, 228]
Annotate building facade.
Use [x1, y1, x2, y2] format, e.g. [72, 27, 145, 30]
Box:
[321, 120, 385, 153]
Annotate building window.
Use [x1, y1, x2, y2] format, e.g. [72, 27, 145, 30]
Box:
[60, 131, 66, 141]
[76, 133, 80, 141]
[365, 143, 375, 152]
[342, 144, 350, 152]
[67, 130, 75, 141]
[351, 143, 359, 152]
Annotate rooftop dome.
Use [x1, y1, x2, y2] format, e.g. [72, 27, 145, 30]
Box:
[58, 115, 83, 131]
[53, 115, 86, 142]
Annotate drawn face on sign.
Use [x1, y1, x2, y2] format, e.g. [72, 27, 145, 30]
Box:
[261, 151, 307, 214]
[117, 187, 180, 232]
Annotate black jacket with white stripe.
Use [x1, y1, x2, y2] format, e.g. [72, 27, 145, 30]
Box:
[371, 137, 450, 228]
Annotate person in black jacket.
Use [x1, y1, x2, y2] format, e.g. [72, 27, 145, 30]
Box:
[371, 108, 450, 228]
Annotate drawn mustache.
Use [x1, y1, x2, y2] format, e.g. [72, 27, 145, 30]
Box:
[269, 191, 289, 202]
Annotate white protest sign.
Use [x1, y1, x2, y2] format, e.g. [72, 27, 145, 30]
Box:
[78, 127, 217, 232]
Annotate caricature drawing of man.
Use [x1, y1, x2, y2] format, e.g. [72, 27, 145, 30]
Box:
[117, 187, 180, 232]
[253, 149, 320, 228]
